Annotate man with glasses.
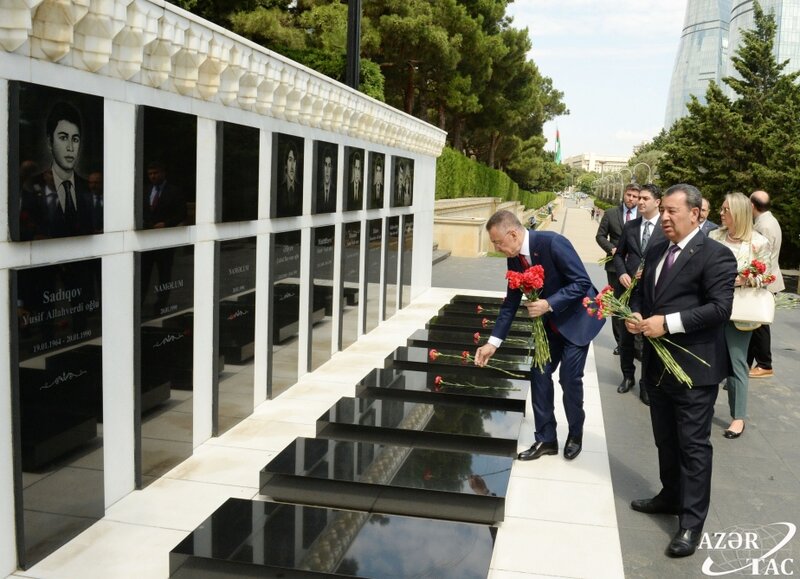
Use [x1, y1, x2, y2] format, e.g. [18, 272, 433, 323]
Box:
[475, 210, 605, 462]
[698, 197, 718, 235]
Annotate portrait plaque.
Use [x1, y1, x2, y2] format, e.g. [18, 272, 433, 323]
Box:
[384, 217, 400, 319]
[400, 215, 414, 308]
[8, 81, 104, 241]
[270, 230, 302, 397]
[136, 245, 195, 487]
[310, 226, 336, 370]
[136, 106, 197, 229]
[391, 156, 415, 208]
[340, 221, 362, 350]
[312, 141, 338, 214]
[364, 218, 383, 333]
[216, 237, 257, 435]
[367, 152, 385, 210]
[344, 147, 365, 212]
[272, 133, 304, 218]
[218, 122, 259, 223]
[9, 259, 103, 568]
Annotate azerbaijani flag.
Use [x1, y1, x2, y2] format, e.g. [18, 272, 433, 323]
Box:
[555, 128, 562, 164]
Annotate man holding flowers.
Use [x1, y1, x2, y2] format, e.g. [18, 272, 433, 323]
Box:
[475, 210, 604, 462]
[625, 184, 737, 558]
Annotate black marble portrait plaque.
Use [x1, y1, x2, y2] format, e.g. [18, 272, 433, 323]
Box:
[384, 217, 400, 320]
[400, 214, 414, 308]
[136, 245, 194, 487]
[217, 122, 259, 223]
[8, 81, 104, 241]
[260, 437, 512, 524]
[391, 156, 414, 207]
[364, 218, 383, 333]
[270, 230, 301, 397]
[216, 237, 257, 436]
[310, 226, 336, 371]
[343, 146, 365, 211]
[340, 221, 361, 350]
[136, 106, 196, 229]
[312, 140, 338, 214]
[272, 133, 304, 218]
[9, 258, 103, 568]
[367, 152, 385, 210]
[170, 498, 495, 579]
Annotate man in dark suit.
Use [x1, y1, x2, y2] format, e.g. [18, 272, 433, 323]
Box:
[612, 183, 663, 405]
[626, 184, 736, 558]
[32, 101, 95, 238]
[144, 161, 186, 229]
[475, 210, 605, 462]
[596, 183, 640, 353]
[698, 197, 719, 235]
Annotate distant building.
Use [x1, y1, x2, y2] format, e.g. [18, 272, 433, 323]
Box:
[563, 153, 630, 174]
[664, 0, 732, 129]
[666, 0, 800, 127]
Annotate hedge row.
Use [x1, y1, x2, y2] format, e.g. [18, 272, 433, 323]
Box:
[436, 147, 520, 201]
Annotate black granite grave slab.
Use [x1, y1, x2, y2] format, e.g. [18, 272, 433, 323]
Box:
[407, 328, 533, 356]
[169, 498, 495, 578]
[451, 294, 505, 306]
[425, 314, 533, 338]
[355, 367, 527, 413]
[317, 396, 522, 456]
[387, 346, 530, 380]
[260, 437, 511, 524]
[438, 302, 529, 320]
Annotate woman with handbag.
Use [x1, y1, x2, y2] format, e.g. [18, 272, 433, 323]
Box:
[709, 192, 772, 439]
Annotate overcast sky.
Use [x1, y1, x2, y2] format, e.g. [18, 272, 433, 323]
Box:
[507, 0, 688, 159]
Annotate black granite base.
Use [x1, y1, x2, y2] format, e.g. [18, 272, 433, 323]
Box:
[451, 294, 505, 306]
[169, 498, 495, 578]
[387, 346, 530, 380]
[260, 437, 511, 524]
[355, 367, 528, 413]
[437, 303, 529, 320]
[425, 314, 533, 337]
[407, 328, 533, 356]
[316, 396, 522, 456]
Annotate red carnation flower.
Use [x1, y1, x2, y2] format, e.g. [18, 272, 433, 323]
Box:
[428, 349, 439, 361]
[476, 305, 484, 313]
[434, 375, 443, 385]
[473, 332, 481, 344]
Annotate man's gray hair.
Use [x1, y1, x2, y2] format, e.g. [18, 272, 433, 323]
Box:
[664, 184, 702, 210]
[486, 209, 523, 232]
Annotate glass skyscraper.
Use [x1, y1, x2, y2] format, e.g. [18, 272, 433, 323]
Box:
[664, 0, 732, 129]
[666, 0, 800, 127]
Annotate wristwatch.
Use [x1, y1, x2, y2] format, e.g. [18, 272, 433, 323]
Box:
[662, 319, 669, 334]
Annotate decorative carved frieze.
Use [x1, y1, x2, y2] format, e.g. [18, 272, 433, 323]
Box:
[1, 0, 446, 155]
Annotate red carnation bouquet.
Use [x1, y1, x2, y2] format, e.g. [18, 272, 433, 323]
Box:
[739, 259, 776, 287]
[506, 265, 550, 372]
[584, 286, 708, 387]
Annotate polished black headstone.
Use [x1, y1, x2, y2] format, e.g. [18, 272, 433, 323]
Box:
[364, 218, 382, 333]
[355, 367, 527, 413]
[438, 302, 530, 320]
[387, 346, 530, 380]
[426, 313, 533, 338]
[451, 294, 505, 306]
[169, 498, 494, 578]
[260, 437, 511, 523]
[317, 396, 522, 456]
[217, 122, 259, 222]
[340, 221, 361, 350]
[407, 328, 533, 356]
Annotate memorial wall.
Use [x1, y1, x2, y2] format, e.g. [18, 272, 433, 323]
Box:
[0, 0, 445, 571]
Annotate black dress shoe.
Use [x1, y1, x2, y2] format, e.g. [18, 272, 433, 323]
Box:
[563, 436, 582, 460]
[613, 346, 620, 355]
[617, 377, 634, 393]
[639, 383, 650, 406]
[518, 441, 558, 461]
[630, 496, 681, 515]
[667, 528, 702, 558]
[723, 422, 745, 439]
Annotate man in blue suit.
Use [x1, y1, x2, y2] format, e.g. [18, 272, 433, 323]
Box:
[475, 210, 605, 461]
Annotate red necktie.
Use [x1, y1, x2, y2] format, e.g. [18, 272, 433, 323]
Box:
[519, 254, 530, 269]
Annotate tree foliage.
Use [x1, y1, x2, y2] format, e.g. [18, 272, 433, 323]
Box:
[174, 0, 568, 195]
[658, 0, 800, 264]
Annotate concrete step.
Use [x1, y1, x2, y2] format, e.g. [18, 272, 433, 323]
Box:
[432, 248, 451, 265]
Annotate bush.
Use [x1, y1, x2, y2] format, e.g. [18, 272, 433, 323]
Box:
[437, 147, 522, 202]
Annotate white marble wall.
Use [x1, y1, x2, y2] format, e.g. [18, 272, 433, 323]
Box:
[0, 3, 445, 572]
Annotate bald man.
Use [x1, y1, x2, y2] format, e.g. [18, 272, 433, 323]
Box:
[748, 190, 784, 378]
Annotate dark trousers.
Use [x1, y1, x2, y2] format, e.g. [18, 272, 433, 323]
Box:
[531, 328, 589, 443]
[747, 324, 772, 370]
[645, 380, 719, 532]
[607, 270, 623, 346]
